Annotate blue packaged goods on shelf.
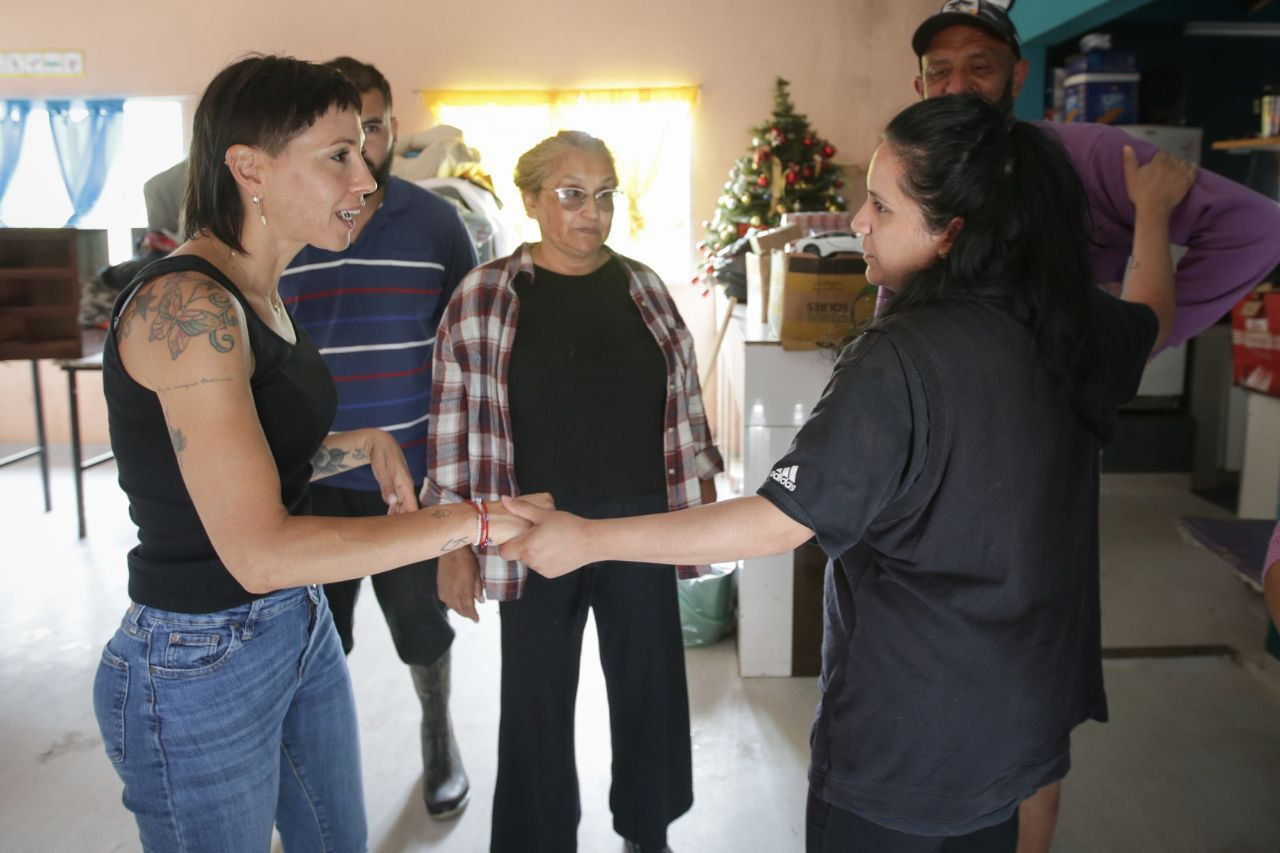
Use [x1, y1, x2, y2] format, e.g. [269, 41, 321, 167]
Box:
[1064, 72, 1139, 124]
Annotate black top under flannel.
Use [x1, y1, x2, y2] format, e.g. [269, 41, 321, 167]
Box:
[508, 259, 668, 508]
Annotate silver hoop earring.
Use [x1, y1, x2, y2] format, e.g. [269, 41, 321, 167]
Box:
[252, 195, 267, 227]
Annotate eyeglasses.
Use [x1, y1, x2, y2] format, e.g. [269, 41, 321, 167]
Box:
[545, 186, 624, 212]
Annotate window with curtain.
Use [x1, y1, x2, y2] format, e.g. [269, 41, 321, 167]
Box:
[425, 87, 696, 283]
[0, 99, 186, 263]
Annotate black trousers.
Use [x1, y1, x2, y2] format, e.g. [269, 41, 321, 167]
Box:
[491, 491, 693, 853]
[309, 483, 454, 667]
[806, 790, 1019, 853]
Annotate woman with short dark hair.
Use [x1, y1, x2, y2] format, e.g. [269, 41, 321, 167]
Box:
[501, 95, 1197, 852]
[92, 55, 533, 851]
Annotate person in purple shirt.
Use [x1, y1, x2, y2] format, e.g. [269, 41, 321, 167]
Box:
[912, 0, 1280, 353]
[909, 1, 1280, 849]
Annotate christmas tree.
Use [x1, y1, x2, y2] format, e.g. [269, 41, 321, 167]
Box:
[698, 78, 847, 270]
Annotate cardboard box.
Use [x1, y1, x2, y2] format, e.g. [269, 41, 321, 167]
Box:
[767, 251, 876, 348]
[1232, 285, 1280, 397]
[742, 224, 803, 322]
[744, 252, 770, 323]
[749, 223, 802, 254]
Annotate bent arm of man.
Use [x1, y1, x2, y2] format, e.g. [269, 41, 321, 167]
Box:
[118, 273, 514, 595]
[1120, 146, 1197, 351]
[1086, 126, 1280, 348]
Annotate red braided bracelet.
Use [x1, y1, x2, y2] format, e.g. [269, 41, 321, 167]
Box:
[467, 499, 491, 549]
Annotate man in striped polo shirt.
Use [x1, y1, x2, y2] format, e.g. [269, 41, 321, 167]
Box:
[281, 56, 478, 819]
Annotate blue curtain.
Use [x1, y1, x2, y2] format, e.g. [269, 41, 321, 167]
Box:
[0, 100, 32, 224]
[47, 98, 126, 226]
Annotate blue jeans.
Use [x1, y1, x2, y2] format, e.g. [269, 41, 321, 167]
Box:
[93, 585, 367, 852]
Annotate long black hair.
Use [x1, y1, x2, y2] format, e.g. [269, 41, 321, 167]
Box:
[879, 94, 1095, 404]
[183, 54, 362, 254]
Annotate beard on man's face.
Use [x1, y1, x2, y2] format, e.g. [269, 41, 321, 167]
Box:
[365, 147, 394, 193]
[993, 74, 1016, 113]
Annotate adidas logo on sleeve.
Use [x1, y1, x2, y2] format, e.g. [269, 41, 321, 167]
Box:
[769, 465, 799, 492]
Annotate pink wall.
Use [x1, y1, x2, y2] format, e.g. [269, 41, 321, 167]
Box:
[1, 0, 936, 443]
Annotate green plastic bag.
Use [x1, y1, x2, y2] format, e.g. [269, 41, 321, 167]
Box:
[677, 563, 738, 647]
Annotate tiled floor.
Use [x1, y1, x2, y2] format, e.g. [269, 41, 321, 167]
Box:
[1, 448, 1278, 851]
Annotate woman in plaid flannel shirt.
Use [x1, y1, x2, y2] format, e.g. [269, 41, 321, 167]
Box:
[425, 131, 721, 853]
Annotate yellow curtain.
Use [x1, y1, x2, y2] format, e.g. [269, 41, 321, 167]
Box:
[423, 86, 700, 114]
[419, 86, 698, 280]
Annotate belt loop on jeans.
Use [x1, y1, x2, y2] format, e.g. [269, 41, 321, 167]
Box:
[240, 596, 266, 641]
[124, 602, 146, 637]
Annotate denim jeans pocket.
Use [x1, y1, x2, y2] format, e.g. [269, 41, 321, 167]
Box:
[93, 646, 129, 764]
[153, 624, 241, 678]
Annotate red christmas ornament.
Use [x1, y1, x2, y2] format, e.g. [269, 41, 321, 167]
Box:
[757, 174, 769, 187]
[803, 135, 813, 146]
[785, 170, 798, 185]
[802, 165, 814, 178]
[822, 144, 836, 157]
[834, 179, 844, 189]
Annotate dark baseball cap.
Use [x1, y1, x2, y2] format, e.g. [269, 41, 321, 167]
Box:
[912, 0, 1021, 59]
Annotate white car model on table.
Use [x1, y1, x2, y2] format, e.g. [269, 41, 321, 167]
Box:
[793, 230, 863, 257]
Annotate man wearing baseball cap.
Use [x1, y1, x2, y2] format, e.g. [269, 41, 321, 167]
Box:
[912, 0, 1280, 354]
[909, 2, 1280, 850]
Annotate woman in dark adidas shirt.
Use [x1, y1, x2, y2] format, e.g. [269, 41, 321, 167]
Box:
[501, 94, 1196, 851]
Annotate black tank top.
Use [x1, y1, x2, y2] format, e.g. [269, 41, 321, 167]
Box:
[104, 255, 337, 613]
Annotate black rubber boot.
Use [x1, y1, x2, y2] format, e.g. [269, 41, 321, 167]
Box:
[409, 652, 470, 819]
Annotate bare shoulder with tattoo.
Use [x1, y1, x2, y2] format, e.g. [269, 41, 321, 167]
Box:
[117, 270, 249, 393]
[118, 270, 241, 359]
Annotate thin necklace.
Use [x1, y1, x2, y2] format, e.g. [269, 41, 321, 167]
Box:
[223, 241, 283, 322]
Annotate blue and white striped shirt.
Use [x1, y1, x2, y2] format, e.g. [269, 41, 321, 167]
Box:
[281, 176, 477, 490]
